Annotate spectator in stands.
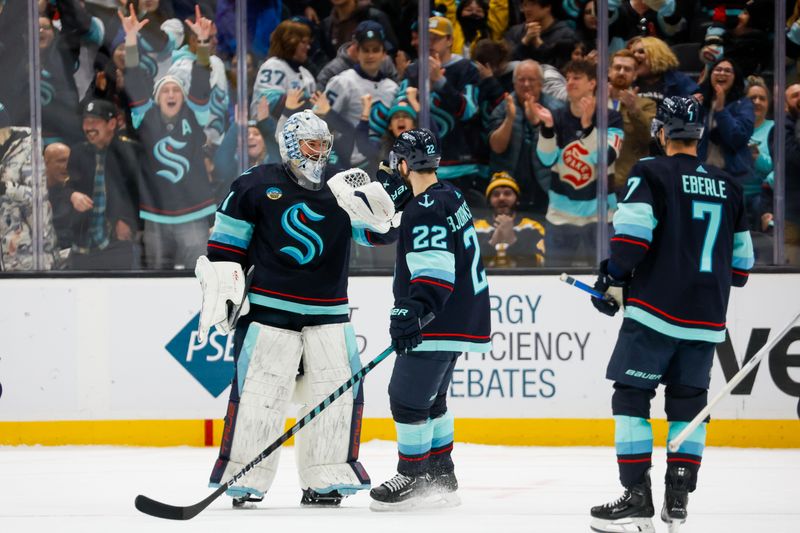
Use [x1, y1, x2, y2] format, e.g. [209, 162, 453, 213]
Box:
[627, 35, 700, 108]
[38, 2, 93, 146]
[323, 21, 400, 168]
[251, 20, 317, 123]
[506, 0, 578, 70]
[212, 97, 278, 202]
[779, 83, 800, 264]
[123, 6, 215, 269]
[473, 38, 515, 93]
[101, 0, 184, 82]
[320, 0, 398, 63]
[697, 57, 755, 212]
[83, 37, 137, 139]
[316, 30, 397, 91]
[397, 16, 484, 196]
[474, 171, 546, 267]
[743, 76, 774, 231]
[66, 99, 139, 270]
[350, 90, 419, 175]
[607, 49, 656, 189]
[44, 142, 74, 250]
[438, 0, 509, 59]
[488, 59, 561, 215]
[0, 102, 58, 271]
[168, 6, 229, 148]
[608, 0, 688, 48]
[531, 59, 624, 266]
[700, 0, 772, 79]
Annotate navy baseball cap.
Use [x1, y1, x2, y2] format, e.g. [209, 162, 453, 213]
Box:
[354, 20, 390, 49]
[83, 99, 117, 121]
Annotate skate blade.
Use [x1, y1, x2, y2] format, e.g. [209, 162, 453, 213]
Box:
[666, 519, 684, 533]
[590, 517, 655, 533]
[369, 493, 444, 512]
[436, 490, 461, 508]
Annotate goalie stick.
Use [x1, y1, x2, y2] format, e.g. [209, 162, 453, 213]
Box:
[668, 309, 800, 452]
[135, 313, 436, 520]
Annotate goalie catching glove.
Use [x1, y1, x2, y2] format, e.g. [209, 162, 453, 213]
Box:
[195, 256, 250, 343]
[327, 168, 397, 233]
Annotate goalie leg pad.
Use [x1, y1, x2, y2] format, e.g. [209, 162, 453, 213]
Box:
[295, 323, 370, 493]
[209, 322, 303, 496]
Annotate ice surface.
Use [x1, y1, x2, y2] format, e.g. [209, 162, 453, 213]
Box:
[1, 441, 797, 532]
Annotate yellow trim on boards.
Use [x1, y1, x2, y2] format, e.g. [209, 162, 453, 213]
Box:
[1, 418, 798, 448]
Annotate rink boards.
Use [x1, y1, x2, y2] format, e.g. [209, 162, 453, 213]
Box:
[1, 274, 798, 447]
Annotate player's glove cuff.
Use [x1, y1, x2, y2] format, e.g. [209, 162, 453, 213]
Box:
[389, 301, 425, 355]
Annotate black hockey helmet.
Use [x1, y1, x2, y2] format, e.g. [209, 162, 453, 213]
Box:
[651, 96, 704, 141]
[389, 128, 441, 172]
[377, 160, 413, 210]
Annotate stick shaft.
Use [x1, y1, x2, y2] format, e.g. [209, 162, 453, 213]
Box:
[560, 273, 607, 300]
[668, 309, 800, 452]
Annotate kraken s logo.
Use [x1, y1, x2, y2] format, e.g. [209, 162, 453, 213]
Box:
[209, 86, 227, 135]
[280, 203, 325, 265]
[153, 137, 190, 183]
[41, 70, 54, 106]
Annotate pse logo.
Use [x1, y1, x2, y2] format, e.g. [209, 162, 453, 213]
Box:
[165, 312, 235, 397]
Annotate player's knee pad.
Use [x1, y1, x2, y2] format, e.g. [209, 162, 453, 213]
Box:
[212, 322, 302, 496]
[611, 383, 656, 419]
[665, 384, 708, 421]
[294, 323, 370, 493]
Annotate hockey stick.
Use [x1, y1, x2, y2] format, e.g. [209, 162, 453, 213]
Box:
[135, 312, 436, 520]
[559, 272, 613, 301]
[668, 309, 800, 452]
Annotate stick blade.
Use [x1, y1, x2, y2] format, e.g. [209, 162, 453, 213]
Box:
[135, 487, 223, 521]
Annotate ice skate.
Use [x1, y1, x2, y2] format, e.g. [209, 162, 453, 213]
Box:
[300, 488, 343, 507]
[369, 472, 437, 511]
[431, 470, 461, 507]
[590, 474, 655, 533]
[661, 465, 691, 532]
[231, 493, 263, 509]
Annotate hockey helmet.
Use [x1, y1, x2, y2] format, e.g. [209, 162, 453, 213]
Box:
[650, 96, 704, 141]
[279, 110, 333, 191]
[389, 128, 441, 172]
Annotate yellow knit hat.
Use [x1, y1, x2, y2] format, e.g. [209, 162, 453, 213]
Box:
[485, 171, 520, 198]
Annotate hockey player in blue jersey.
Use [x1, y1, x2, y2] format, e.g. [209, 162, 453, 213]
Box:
[194, 110, 398, 508]
[588, 97, 754, 533]
[368, 129, 492, 511]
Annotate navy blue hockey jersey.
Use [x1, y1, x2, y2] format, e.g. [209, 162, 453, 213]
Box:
[610, 154, 754, 343]
[393, 181, 491, 353]
[207, 164, 396, 318]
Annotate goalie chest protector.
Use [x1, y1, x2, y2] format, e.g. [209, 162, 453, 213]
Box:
[208, 164, 356, 317]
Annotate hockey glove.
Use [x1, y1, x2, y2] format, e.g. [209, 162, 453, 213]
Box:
[390, 303, 425, 355]
[195, 256, 250, 343]
[592, 259, 629, 317]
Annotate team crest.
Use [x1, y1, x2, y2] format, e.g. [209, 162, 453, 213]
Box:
[266, 187, 283, 200]
[560, 141, 594, 189]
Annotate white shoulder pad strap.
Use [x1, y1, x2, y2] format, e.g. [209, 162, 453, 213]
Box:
[328, 169, 395, 233]
[195, 256, 250, 343]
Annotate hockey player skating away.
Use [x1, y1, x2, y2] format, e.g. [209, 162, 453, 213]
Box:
[195, 110, 398, 508]
[588, 97, 754, 533]
[369, 129, 492, 511]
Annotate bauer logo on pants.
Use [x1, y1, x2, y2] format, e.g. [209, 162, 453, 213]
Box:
[165, 313, 235, 397]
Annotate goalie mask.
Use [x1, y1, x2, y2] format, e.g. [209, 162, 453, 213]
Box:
[279, 110, 333, 191]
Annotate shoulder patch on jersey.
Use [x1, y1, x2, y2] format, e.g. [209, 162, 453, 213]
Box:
[266, 186, 282, 200]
